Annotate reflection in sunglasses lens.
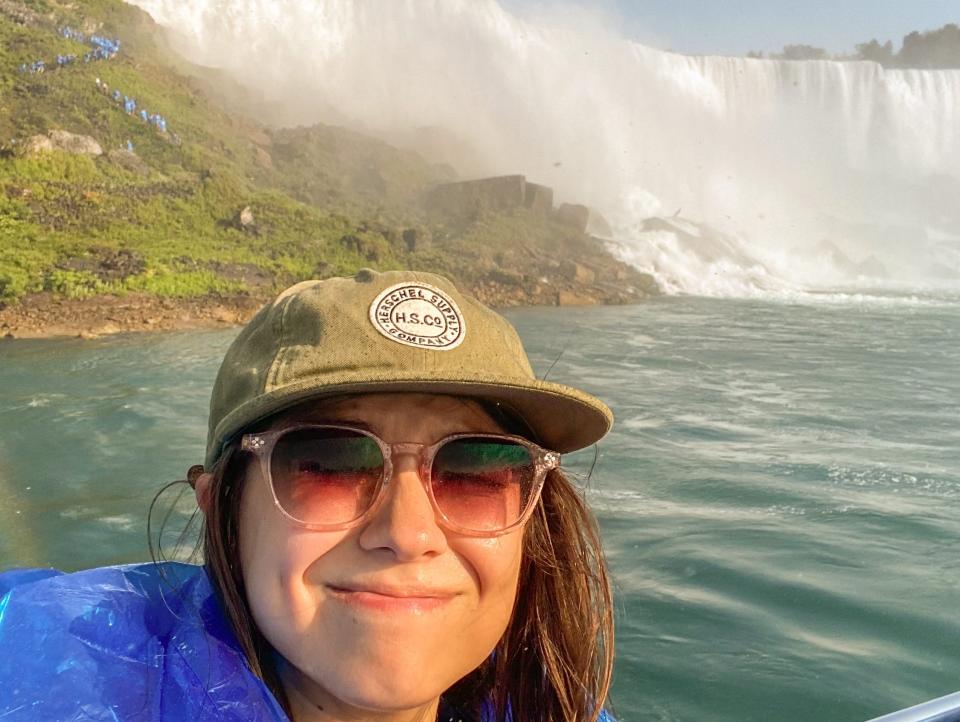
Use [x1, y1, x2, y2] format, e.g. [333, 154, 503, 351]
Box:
[272, 429, 383, 525]
[432, 438, 533, 531]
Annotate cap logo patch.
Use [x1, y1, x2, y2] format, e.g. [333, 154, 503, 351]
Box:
[369, 282, 466, 351]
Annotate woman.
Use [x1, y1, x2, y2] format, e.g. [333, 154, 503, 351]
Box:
[0, 269, 616, 722]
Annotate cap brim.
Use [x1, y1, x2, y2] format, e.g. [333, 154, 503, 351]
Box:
[207, 376, 612, 468]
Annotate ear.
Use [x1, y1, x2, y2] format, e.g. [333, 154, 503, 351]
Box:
[188, 465, 214, 514]
[195, 473, 214, 513]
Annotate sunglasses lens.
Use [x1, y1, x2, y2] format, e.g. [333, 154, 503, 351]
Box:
[271, 428, 383, 525]
[431, 437, 537, 532]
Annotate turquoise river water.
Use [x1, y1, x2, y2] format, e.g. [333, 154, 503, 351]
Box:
[0, 295, 958, 721]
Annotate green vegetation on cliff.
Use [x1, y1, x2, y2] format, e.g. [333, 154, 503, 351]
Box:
[0, 0, 653, 320]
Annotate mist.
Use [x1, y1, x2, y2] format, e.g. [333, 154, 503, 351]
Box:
[128, 0, 960, 298]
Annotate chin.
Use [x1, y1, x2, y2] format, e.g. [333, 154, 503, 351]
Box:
[293, 643, 463, 712]
[326, 671, 449, 713]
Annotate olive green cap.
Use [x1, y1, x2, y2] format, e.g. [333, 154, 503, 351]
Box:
[205, 268, 613, 468]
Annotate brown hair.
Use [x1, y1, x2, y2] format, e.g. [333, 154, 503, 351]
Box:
[197, 425, 614, 721]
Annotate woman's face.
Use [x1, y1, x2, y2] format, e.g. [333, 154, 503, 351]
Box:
[237, 393, 526, 719]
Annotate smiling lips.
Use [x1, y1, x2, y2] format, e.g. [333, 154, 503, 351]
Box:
[327, 584, 457, 613]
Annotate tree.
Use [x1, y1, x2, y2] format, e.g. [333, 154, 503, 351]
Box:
[898, 23, 960, 68]
[855, 39, 894, 65]
[750, 23, 960, 68]
[776, 44, 829, 61]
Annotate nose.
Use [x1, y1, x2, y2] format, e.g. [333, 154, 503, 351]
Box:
[356, 454, 449, 560]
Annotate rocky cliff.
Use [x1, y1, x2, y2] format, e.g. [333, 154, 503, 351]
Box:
[0, 0, 657, 339]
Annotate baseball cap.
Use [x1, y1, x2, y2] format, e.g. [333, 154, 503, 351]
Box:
[205, 268, 613, 468]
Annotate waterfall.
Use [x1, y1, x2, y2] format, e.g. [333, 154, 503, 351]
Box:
[127, 0, 960, 297]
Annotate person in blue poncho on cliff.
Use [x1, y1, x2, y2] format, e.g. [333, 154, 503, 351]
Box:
[0, 269, 617, 722]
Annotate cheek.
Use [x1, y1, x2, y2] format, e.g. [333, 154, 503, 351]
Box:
[454, 532, 525, 644]
[238, 473, 345, 634]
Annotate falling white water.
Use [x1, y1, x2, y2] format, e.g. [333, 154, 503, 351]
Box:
[128, 0, 960, 298]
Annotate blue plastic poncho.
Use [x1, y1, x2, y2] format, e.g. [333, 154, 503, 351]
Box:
[0, 562, 287, 721]
[0, 563, 618, 722]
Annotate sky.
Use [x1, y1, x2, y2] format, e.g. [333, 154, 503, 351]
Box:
[501, 0, 960, 56]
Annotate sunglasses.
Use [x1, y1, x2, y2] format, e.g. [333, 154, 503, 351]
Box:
[239, 424, 561, 537]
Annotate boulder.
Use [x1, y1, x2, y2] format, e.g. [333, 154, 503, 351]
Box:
[236, 206, 256, 232]
[426, 175, 527, 216]
[523, 182, 554, 216]
[557, 289, 598, 306]
[223, 205, 260, 235]
[559, 260, 596, 284]
[23, 135, 54, 155]
[553, 203, 590, 233]
[25, 130, 103, 157]
[586, 209, 614, 237]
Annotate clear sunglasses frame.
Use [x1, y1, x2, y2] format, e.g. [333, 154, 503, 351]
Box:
[240, 423, 562, 537]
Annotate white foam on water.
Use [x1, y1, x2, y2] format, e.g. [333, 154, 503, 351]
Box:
[126, 0, 960, 299]
[4, 393, 68, 412]
[622, 416, 665, 430]
[59, 506, 97, 519]
[622, 334, 662, 347]
[98, 514, 136, 531]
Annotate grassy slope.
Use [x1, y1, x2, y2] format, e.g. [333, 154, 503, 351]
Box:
[0, 0, 651, 309]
